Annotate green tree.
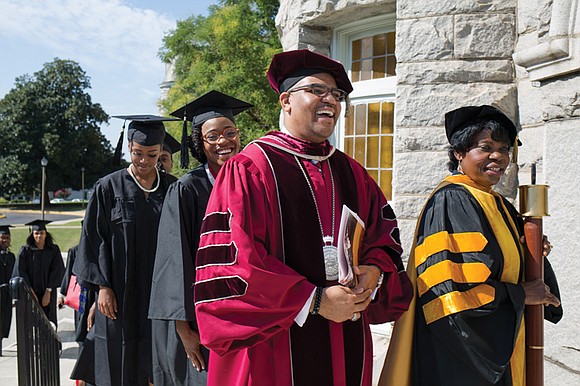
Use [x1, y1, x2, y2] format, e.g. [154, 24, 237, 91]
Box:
[0, 58, 115, 199]
[159, 0, 282, 174]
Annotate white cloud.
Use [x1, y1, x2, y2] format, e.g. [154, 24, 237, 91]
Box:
[0, 0, 174, 75]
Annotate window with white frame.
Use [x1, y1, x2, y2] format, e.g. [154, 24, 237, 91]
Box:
[333, 15, 397, 200]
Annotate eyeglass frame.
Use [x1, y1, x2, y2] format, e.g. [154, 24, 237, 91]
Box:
[202, 127, 240, 144]
[287, 83, 348, 102]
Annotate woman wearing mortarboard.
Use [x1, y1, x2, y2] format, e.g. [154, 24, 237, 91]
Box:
[12, 220, 65, 327]
[379, 105, 562, 386]
[148, 91, 253, 386]
[72, 115, 178, 386]
[0, 224, 16, 338]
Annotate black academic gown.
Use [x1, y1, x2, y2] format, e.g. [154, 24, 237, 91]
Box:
[73, 168, 176, 386]
[407, 175, 562, 386]
[149, 165, 211, 386]
[12, 244, 65, 326]
[0, 248, 15, 338]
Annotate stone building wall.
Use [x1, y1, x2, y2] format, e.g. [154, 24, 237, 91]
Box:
[276, 0, 580, 383]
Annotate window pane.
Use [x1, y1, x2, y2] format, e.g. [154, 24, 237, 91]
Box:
[355, 137, 366, 165]
[373, 33, 387, 56]
[345, 109, 354, 136]
[361, 59, 372, 81]
[381, 102, 394, 134]
[380, 170, 393, 200]
[368, 169, 379, 184]
[344, 137, 354, 156]
[355, 104, 367, 135]
[387, 32, 396, 54]
[373, 57, 386, 79]
[352, 61, 360, 82]
[352, 39, 361, 61]
[380, 135, 393, 168]
[367, 136, 379, 168]
[368, 102, 380, 135]
[386, 56, 396, 77]
[361, 36, 372, 58]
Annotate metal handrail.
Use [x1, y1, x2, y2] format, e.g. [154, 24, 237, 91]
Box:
[9, 276, 61, 386]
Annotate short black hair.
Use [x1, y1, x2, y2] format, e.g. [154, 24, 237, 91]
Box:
[447, 120, 511, 172]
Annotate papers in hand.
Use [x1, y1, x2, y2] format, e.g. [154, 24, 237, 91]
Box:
[337, 204, 365, 287]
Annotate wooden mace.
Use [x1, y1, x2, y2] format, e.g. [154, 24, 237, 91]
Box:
[519, 163, 549, 386]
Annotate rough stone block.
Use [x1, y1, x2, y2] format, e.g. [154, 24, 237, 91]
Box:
[396, 60, 514, 85]
[517, 74, 580, 126]
[396, 83, 517, 127]
[391, 195, 428, 219]
[396, 17, 453, 61]
[455, 14, 516, 59]
[394, 151, 448, 194]
[394, 126, 448, 152]
[397, 0, 516, 19]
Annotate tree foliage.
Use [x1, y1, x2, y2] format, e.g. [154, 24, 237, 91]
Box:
[159, 0, 282, 174]
[0, 58, 114, 199]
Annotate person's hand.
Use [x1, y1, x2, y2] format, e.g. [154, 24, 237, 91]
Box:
[353, 265, 382, 292]
[42, 290, 51, 307]
[519, 235, 553, 257]
[542, 235, 553, 257]
[317, 285, 373, 323]
[176, 320, 206, 371]
[98, 286, 118, 320]
[87, 302, 96, 330]
[522, 279, 560, 307]
[58, 296, 65, 309]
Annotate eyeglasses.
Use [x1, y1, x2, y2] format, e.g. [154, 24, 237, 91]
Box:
[287, 83, 347, 102]
[202, 127, 239, 144]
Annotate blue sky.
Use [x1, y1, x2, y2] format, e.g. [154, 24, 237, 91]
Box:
[0, 0, 217, 147]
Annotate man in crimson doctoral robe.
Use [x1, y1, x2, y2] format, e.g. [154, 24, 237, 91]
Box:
[193, 49, 413, 386]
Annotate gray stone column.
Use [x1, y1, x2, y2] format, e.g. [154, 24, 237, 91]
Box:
[394, 0, 519, 251]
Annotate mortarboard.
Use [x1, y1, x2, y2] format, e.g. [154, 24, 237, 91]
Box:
[444, 105, 521, 146]
[267, 49, 354, 95]
[111, 115, 179, 165]
[25, 219, 52, 231]
[162, 132, 181, 154]
[0, 225, 13, 234]
[170, 90, 254, 168]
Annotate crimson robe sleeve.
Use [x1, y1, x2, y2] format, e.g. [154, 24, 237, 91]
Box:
[350, 163, 412, 324]
[414, 185, 525, 383]
[194, 155, 316, 356]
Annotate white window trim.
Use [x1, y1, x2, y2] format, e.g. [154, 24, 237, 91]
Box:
[331, 14, 397, 149]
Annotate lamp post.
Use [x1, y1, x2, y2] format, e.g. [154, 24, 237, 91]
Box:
[81, 167, 85, 209]
[41, 157, 48, 220]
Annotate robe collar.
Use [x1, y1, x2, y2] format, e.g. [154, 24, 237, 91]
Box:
[204, 163, 216, 186]
[446, 172, 497, 195]
[253, 130, 336, 161]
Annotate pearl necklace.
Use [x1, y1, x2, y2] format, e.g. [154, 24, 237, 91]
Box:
[127, 165, 160, 193]
[294, 156, 338, 281]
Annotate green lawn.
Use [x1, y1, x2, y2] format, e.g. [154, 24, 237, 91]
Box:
[8, 225, 82, 255]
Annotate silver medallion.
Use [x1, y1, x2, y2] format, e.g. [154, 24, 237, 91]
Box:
[323, 245, 339, 281]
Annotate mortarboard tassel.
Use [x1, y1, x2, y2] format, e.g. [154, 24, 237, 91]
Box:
[180, 117, 189, 169]
[112, 122, 125, 166]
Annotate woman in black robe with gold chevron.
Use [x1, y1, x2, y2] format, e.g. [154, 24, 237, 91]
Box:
[380, 105, 561, 386]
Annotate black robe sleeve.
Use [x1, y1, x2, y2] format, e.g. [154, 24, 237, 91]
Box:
[60, 245, 78, 296]
[73, 179, 113, 292]
[149, 168, 211, 322]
